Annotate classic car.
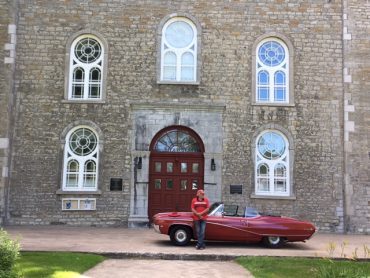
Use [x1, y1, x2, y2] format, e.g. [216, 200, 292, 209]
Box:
[152, 202, 316, 248]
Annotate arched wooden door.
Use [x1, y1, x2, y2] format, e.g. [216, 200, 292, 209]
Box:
[148, 126, 204, 221]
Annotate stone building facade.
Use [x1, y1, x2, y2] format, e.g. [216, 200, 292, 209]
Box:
[342, 0, 370, 233]
[0, 0, 368, 233]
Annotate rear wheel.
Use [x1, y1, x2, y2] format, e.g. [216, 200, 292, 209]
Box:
[169, 226, 192, 246]
[262, 236, 285, 248]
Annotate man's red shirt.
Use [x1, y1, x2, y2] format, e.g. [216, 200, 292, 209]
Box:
[191, 197, 210, 220]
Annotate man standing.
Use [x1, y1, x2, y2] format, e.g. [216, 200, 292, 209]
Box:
[191, 189, 210, 250]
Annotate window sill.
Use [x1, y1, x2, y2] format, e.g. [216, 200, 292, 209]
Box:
[56, 190, 102, 195]
[251, 102, 295, 107]
[157, 80, 200, 85]
[250, 194, 296, 200]
[61, 100, 106, 104]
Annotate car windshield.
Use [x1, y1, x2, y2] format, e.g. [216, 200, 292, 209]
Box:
[209, 203, 260, 218]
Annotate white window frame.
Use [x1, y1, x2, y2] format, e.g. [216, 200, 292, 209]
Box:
[255, 130, 290, 196]
[256, 38, 289, 104]
[160, 17, 198, 83]
[68, 35, 104, 100]
[62, 126, 99, 191]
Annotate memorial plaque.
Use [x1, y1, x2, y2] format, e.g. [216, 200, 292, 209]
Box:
[110, 178, 123, 191]
[230, 184, 242, 194]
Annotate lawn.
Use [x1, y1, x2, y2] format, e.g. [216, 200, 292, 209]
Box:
[15, 251, 105, 278]
[236, 256, 370, 278]
[14, 252, 370, 278]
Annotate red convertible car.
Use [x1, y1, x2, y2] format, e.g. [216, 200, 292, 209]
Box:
[152, 202, 316, 248]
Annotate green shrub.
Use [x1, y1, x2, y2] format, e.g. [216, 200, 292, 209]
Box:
[0, 229, 20, 278]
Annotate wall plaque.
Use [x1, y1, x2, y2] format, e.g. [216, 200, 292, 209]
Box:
[230, 184, 242, 194]
[110, 178, 123, 191]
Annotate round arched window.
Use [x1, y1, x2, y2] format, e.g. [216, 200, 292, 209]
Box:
[258, 41, 285, 67]
[161, 17, 197, 82]
[257, 131, 286, 160]
[255, 130, 289, 196]
[69, 34, 104, 100]
[63, 126, 99, 191]
[69, 128, 97, 156]
[153, 129, 201, 152]
[165, 21, 194, 48]
[74, 37, 102, 63]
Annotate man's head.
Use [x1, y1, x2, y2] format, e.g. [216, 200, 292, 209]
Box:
[196, 189, 204, 197]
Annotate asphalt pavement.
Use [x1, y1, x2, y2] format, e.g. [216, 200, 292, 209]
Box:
[5, 225, 370, 278]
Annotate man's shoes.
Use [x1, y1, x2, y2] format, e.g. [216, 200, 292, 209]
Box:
[199, 246, 205, 250]
[195, 245, 200, 250]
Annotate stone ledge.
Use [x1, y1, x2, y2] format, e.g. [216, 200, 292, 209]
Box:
[250, 194, 296, 200]
[157, 81, 200, 86]
[56, 190, 102, 195]
[61, 100, 106, 104]
[251, 102, 295, 107]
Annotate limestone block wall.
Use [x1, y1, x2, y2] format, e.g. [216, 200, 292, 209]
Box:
[342, 0, 370, 233]
[5, 1, 345, 231]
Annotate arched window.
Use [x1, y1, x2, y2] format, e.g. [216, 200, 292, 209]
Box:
[256, 38, 289, 103]
[153, 129, 201, 152]
[62, 127, 99, 191]
[160, 17, 198, 83]
[255, 130, 289, 196]
[68, 35, 104, 100]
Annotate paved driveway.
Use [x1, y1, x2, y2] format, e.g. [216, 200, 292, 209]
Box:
[6, 226, 370, 259]
[83, 259, 252, 278]
[5, 226, 370, 278]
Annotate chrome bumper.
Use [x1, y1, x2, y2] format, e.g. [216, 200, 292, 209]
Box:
[153, 224, 161, 234]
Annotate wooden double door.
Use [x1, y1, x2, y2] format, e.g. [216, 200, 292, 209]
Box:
[148, 153, 204, 221]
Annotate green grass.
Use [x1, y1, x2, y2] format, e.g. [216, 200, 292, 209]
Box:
[15, 251, 105, 278]
[236, 256, 370, 278]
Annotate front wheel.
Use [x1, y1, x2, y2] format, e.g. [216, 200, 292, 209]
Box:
[169, 226, 192, 246]
[262, 236, 285, 248]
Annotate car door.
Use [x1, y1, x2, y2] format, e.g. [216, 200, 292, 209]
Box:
[205, 215, 256, 242]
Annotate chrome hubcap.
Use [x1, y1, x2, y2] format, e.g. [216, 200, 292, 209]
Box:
[268, 236, 280, 244]
[175, 230, 187, 242]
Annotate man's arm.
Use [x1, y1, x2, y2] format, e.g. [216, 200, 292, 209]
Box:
[191, 199, 201, 218]
[199, 198, 210, 216]
[199, 207, 209, 216]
